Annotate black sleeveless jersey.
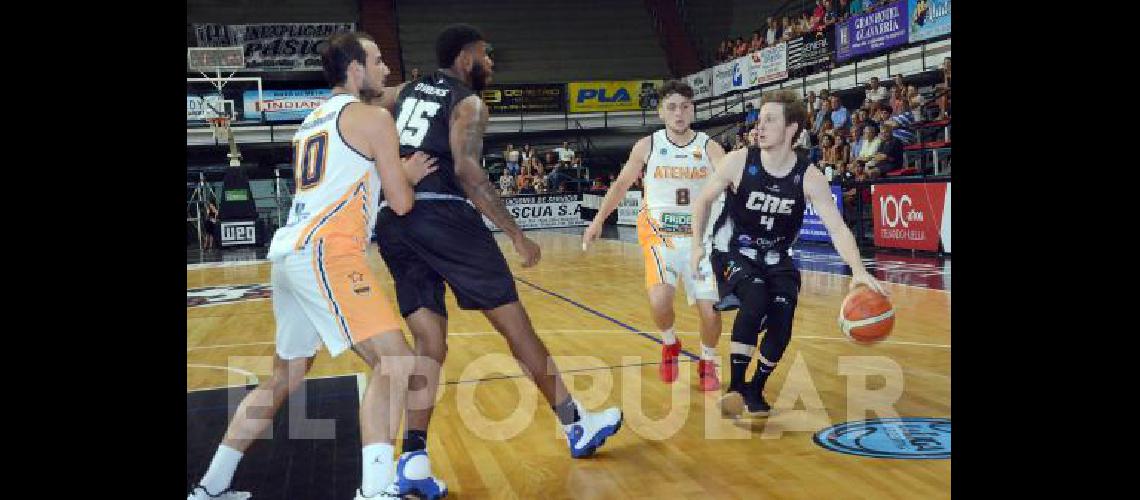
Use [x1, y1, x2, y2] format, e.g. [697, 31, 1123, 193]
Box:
[714, 147, 809, 261]
[391, 70, 476, 198]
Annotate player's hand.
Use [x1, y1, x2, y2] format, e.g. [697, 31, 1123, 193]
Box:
[512, 233, 542, 268]
[401, 152, 439, 185]
[581, 220, 603, 252]
[690, 246, 706, 281]
[850, 271, 889, 297]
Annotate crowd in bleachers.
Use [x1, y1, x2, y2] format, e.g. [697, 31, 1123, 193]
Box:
[720, 57, 949, 190]
[714, 0, 899, 64]
[496, 141, 625, 196]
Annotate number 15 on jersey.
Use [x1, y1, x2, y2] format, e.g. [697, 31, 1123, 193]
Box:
[395, 97, 441, 148]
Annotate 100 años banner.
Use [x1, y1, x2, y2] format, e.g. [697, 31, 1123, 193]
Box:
[908, 0, 951, 42]
[480, 84, 566, 114]
[835, 1, 909, 62]
[193, 23, 355, 70]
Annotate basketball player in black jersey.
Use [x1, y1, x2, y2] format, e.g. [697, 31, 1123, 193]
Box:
[688, 90, 888, 418]
[368, 24, 622, 498]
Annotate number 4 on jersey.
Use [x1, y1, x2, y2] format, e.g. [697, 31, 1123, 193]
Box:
[395, 97, 441, 147]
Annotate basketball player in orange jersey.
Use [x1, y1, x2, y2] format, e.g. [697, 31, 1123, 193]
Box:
[583, 80, 727, 392]
[688, 90, 887, 418]
[187, 32, 437, 500]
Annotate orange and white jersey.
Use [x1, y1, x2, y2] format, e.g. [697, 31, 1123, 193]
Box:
[640, 129, 723, 240]
[267, 94, 380, 260]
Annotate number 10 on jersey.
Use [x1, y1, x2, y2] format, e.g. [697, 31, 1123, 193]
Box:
[395, 97, 441, 147]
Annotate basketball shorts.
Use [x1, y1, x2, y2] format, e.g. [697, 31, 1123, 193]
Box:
[375, 200, 519, 318]
[270, 239, 402, 360]
[710, 246, 801, 311]
[636, 209, 718, 305]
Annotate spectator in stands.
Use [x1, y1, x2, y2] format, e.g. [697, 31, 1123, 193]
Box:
[499, 172, 515, 195]
[202, 201, 219, 250]
[812, 0, 828, 31]
[825, 0, 840, 25]
[795, 121, 812, 151]
[544, 150, 558, 167]
[800, 11, 813, 33]
[848, 126, 863, 158]
[407, 68, 421, 82]
[810, 134, 827, 166]
[516, 166, 532, 192]
[865, 77, 888, 108]
[856, 124, 882, 163]
[765, 17, 779, 46]
[555, 141, 575, 168]
[837, 0, 851, 21]
[849, 0, 864, 16]
[850, 109, 865, 132]
[906, 85, 925, 112]
[735, 37, 749, 57]
[744, 102, 759, 127]
[716, 40, 729, 63]
[750, 30, 764, 52]
[892, 74, 905, 93]
[521, 144, 534, 166]
[820, 134, 837, 172]
[829, 95, 849, 129]
[820, 118, 836, 141]
[782, 15, 797, 40]
[936, 57, 951, 120]
[866, 120, 905, 177]
[890, 99, 920, 145]
[519, 177, 537, 195]
[833, 133, 850, 168]
[806, 91, 818, 115]
[872, 107, 891, 129]
[812, 101, 831, 140]
[533, 173, 549, 194]
[504, 143, 520, 175]
[889, 87, 906, 115]
[842, 160, 868, 212]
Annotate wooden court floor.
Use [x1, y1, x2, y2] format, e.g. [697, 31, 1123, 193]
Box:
[187, 230, 950, 499]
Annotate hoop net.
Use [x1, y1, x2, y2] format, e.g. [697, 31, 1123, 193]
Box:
[208, 116, 231, 142]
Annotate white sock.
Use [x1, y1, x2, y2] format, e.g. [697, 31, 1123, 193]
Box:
[701, 343, 717, 361]
[661, 327, 677, 345]
[361, 443, 396, 496]
[200, 444, 243, 495]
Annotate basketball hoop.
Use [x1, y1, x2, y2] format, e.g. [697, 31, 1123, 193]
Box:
[208, 116, 231, 142]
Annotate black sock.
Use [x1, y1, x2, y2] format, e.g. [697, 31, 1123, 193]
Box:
[749, 364, 773, 394]
[553, 397, 580, 425]
[729, 353, 751, 393]
[402, 429, 428, 454]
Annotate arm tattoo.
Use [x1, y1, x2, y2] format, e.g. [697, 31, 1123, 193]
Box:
[459, 102, 523, 236]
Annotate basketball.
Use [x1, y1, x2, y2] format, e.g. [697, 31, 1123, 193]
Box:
[838, 285, 895, 344]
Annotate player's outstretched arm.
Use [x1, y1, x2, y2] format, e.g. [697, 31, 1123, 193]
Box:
[582, 136, 649, 251]
[451, 95, 541, 267]
[804, 167, 887, 296]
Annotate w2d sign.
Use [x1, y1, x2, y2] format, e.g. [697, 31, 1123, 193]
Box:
[800, 185, 844, 242]
[220, 220, 258, 247]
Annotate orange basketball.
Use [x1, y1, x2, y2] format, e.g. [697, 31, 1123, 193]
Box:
[838, 285, 895, 344]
